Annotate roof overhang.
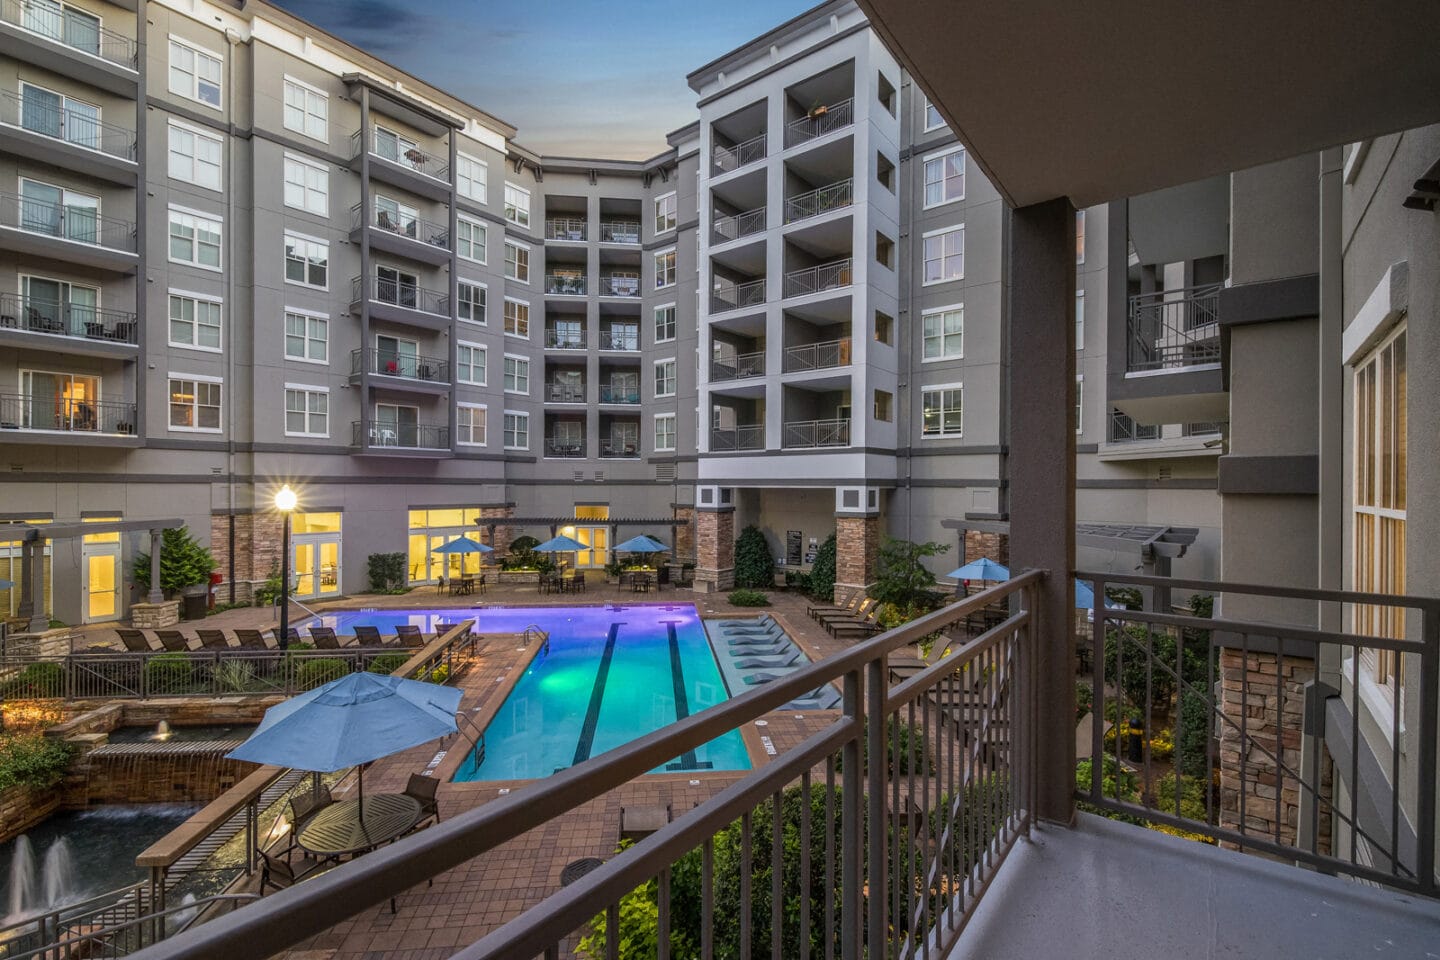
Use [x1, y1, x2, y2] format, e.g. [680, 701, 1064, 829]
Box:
[857, 0, 1440, 207]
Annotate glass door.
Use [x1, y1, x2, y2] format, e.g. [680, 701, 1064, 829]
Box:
[375, 195, 418, 236]
[376, 335, 418, 378]
[575, 527, 608, 569]
[377, 265, 417, 308]
[610, 420, 639, 456]
[375, 403, 418, 447]
[291, 536, 342, 600]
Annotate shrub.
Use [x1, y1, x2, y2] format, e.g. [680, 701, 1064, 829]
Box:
[838, 717, 934, 777]
[132, 526, 216, 595]
[296, 658, 348, 690]
[604, 558, 626, 578]
[144, 653, 193, 692]
[428, 663, 450, 684]
[2, 662, 65, 699]
[732, 526, 774, 589]
[0, 734, 74, 792]
[254, 566, 284, 607]
[214, 658, 257, 693]
[807, 532, 837, 600]
[366, 552, 407, 592]
[1176, 690, 1212, 778]
[869, 538, 950, 610]
[784, 570, 811, 592]
[1075, 680, 1094, 721]
[726, 589, 770, 607]
[367, 653, 410, 675]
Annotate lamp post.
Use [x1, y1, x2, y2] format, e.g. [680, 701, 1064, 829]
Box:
[275, 484, 297, 650]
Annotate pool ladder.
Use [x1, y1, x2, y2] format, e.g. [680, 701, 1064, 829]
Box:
[523, 624, 551, 656]
[453, 712, 486, 773]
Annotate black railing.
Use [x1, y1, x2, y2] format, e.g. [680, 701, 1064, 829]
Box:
[351, 420, 449, 449]
[597, 384, 641, 404]
[782, 417, 850, 448]
[711, 350, 765, 381]
[544, 381, 586, 403]
[544, 328, 586, 349]
[0, 90, 136, 159]
[0, 0, 139, 67]
[544, 273, 588, 296]
[710, 423, 764, 451]
[598, 438, 641, 458]
[712, 131, 766, 173]
[350, 202, 449, 249]
[350, 130, 450, 182]
[598, 221, 641, 244]
[597, 275, 641, 297]
[783, 337, 851, 372]
[784, 98, 854, 148]
[545, 217, 587, 241]
[351, 347, 449, 382]
[1127, 284, 1222, 372]
[0, 292, 136, 343]
[713, 206, 765, 243]
[711, 276, 765, 313]
[0, 393, 135, 434]
[544, 437, 586, 458]
[0, 191, 135, 251]
[784, 177, 853, 223]
[351, 275, 450, 318]
[599, 327, 639, 351]
[1108, 410, 1161, 443]
[783, 258, 852, 298]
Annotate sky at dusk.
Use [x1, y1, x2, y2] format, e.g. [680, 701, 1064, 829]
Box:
[271, 0, 818, 159]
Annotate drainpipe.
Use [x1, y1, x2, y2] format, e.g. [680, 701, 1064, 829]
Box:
[223, 27, 241, 601]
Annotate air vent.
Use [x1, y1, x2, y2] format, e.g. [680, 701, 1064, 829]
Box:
[594, 471, 605, 482]
[1157, 466, 1173, 482]
[573, 471, 585, 482]
[655, 463, 677, 482]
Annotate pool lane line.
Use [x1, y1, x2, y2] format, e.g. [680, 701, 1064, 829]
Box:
[664, 620, 712, 771]
[572, 621, 623, 767]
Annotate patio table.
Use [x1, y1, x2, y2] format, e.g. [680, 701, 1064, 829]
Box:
[296, 793, 422, 860]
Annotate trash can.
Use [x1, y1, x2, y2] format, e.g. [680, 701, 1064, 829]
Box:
[181, 585, 208, 620]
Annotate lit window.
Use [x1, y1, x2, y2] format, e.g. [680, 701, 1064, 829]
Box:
[457, 404, 487, 446]
[169, 376, 221, 431]
[504, 183, 530, 227]
[921, 385, 962, 437]
[921, 306, 963, 360]
[282, 77, 328, 141]
[283, 153, 328, 216]
[922, 147, 966, 207]
[284, 232, 328, 289]
[169, 38, 221, 108]
[168, 121, 222, 190]
[168, 293, 221, 350]
[168, 207, 221, 269]
[503, 298, 529, 338]
[922, 226, 964, 284]
[284, 310, 327, 362]
[874, 390, 893, 422]
[284, 386, 328, 437]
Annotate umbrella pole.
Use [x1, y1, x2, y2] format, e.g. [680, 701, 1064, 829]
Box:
[357, 765, 364, 822]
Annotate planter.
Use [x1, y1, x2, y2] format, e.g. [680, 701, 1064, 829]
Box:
[498, 570, 541, 585]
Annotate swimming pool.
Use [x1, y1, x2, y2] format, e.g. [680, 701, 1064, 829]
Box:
[314, 605, 752, 780]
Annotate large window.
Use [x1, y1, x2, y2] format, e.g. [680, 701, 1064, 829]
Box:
[168, 120, 222, 190]
[654, 192, 677, 234]
[168, 292, 221, 350]
[456, 153, 487, 203]
[457, 217, 486, 263]
[654, 359, 676, 398]
[458, 281, 486, 324]
[503, 411, 529, 450]
[284, 232, 328, 289]
[168, 376, 221, 431]
[169, 37, 221, 108]
[284, 310, 327, 363]
[503, 355, 529, 394]
[503, 298, 529, 338]
[283, 77, 328, 141]
[1353, 324, 1407, 685]
[284, 385, 328, 437]
[456, 343, 486, 385]
[283, 153, 328, 216]
[168, 206, 221, 270]
[654, 414, 676, 452]
[921, 305, 963, 360]
[504, 183, 530, 227]
[457, 404, 487, 446]
[922, 147, 966, 207]
[654, 304, 676, 343]
[921, 384, 963, 438]
[922, 226, 964, 285]
[504, 241, 529, 282]
[654, 248, 677, 289]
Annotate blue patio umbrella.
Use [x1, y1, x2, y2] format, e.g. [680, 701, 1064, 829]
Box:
[947, 557, 1011, 581]
[533, 534, 588, 553]
[430, 536, 494, 555]
[0, 578, 13, 590]
[613, 534, 667, 554]
[1074, 579, 1126, 610]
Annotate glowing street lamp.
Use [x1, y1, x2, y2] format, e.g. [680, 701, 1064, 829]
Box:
[275, 484, 297, 649]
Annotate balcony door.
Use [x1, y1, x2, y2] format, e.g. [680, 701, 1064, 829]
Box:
[610, 420, 639, 456]
[375, 334, 418, 378]
[609, 370, 639, 403]
[20, 370, 100, 431]
[81, 518, 120, 623]
[20, 178, 97, 243]
[22, 276, 97, 334]
[376, 265, 417, 308]
[22, 0, 101, 55]
[375, 195, 418, 236]
[20, 82, 100, 150]
[374, 403, 418, 447]
[374, 125, 419, 169]
[553, 318, 583, 348]
[552, 419, 582, 456]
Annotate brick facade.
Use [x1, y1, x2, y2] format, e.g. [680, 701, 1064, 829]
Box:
[477, 505, 516, 557]
[673, 506, 696, 562]
[834, 515, 881, 603]
[209, 513, 284, 602]
[964, 530, 1009, 565]
[693, 509, 735, 592]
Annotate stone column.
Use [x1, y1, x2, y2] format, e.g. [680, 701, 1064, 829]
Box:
[147, 529, 164, 604]
[672, 506, 695, 562]
[963, 530, 1009, 565]
[693, 506, 735, 593]
[17, 537, 46, 633]
[477, 505, 515, 556]
[833, 515, 880, 604]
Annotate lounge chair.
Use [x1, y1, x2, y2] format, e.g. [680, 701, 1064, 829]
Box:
[829, 607, 883, 640]
[809, 590, 859, 622]
[353, 625, 387, 646]
[395, 624, 426, 648]
[308, 626, 344, 649]
[727, 643, 794, 658]
[733, 653, 802, 670]
[742, 672, 784, 685]
[156, 629, 196, 652]
[726, 634, 784, 645]
[197, 629, 233, 651]
[234, 629, 277, 650]
[117, 628, 159, 652]
[404, 773, 441, 825]
[816, 597, 874, 628]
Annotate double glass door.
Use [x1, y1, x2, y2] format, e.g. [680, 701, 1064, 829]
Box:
[292, 536, 340, 600]
[376, 335, 418, 378]
[20, 82, 100, 150]
[374, 403, 418, 447]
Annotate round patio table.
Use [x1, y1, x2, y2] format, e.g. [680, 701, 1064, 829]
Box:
[297, 794, 422, 859]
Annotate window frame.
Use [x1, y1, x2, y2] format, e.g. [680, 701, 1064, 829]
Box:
[456, 402, 487, 447]
[503, 297, 530, 339]
[456, 152, 487, 204]
[167, 204, 222, 272]
[653, 303, 677, 344]
[653, 413, 677, 452]
[920, 382, 964, 439]
[922, 145, 966, 208]
[502, 353, 530, 395]
[283, 382, 329, 438]
[1075, 374, 1084, 435]
[282, 151, 329, 217]
[504, 240, 530, 283]
[282, 75, 329, 142]
[503, 410, 529, 450]
[168, 36, 222, 110]
[920, 303, 964, 362]
[283, 230, 329, 291]
[654, 357, 677, 398]
[456, 215, 487, 264]
[503, 182, 531, 228]
[1076, 209, 1087, 265]
[1076, 289, 1085, 352]
[283, 307, 328, 365]
[654, 247, 677, 290]
[458, 280, 487, 325]
[921, 224, 965, 286]
[167, 118, 222, 191]
[654, 191, 677, 234]
[166, 289, 223, 353]
[922, 96, 945, 133]
[456, 341, 487, 386]
[167, 373, 223, 433]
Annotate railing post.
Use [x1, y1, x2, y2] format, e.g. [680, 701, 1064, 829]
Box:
[1417, 606, 1438, 896]
[841, 668, 864, 960]
[865, 655, 888, 958]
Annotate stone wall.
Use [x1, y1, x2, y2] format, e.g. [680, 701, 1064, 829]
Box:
[964, 530, 1009, 565]
[210, 513, 283, 602]
[477, 505, 516, 557]
[130, 601, 181, 629]
[67, 747, 259, 807]
[672, 506, 696, 563]
[693, 509, 735, 593]
[834, 515, 881, 603]
[0, 784, 61, 844]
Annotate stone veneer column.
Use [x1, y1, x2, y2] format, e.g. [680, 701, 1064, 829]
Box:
[693, 507, 735, 593]
[209, 513, 283, 603]
[963, 530, 1009, 565]
[672, 506, 696, 562]
[477, 505, 516, 556]
[833, 515, 881, 604]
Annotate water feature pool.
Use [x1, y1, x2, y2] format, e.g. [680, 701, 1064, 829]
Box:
[311, 605, 750, 780]
[107, 723, 256, 744]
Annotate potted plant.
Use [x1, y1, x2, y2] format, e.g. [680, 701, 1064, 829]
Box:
[808, 101, 829, 119]
[132, 526, 218, 601]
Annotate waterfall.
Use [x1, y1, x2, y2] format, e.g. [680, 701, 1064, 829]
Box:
[169, 892, 197, 934]
[40, 839, 76, 909]
[4, 836, 37, 923]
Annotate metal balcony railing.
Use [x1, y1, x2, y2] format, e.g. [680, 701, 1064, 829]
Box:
[712, 206, 765, 244]
[1108, 410, 1161, 443]
[599, 327, 639, 351]
[1127, 283, 1223, 373]
[544, 329, 586, 349]
[350, 203, 449, 250]
[597, 274, 640, 297]
[544, 217, 587, 241]
[711, 276, 765, 313]
[544, 273, 588, 296]
[0, 91, 136, 159]
[783, 258, 852, 299]
[597, 383, 641, 404]
[598, 220, 641, 244]
[712, 131, 766, 174]
[0, 393, 135, 434]
[544, 382, 586, 403]
[598, 438, 641, 458]
[1183, 420, 1224, 437]
[0, 192, 135, 252]
[351, 347, 449, 382]
[544, 437, 586, 458]
[351, 276, 450, 318]
[0, 0, 139, 68]
[711, 350, 765, 382]
[0, 292, 137, 343]
[782, 417, 850, 448]
[783, 336, 851, 372]
[784, 177, 854, 223]
[350, 130, 450, 182]
[351, 420, 449, 449]
[784, 98, 854, 148]
[710, 423, 764, 451]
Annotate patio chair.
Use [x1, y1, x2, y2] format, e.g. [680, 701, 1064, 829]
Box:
[196, 629, 233, 651]
[829, 605, 883, 640]
[404, 773, 441, 825]
[733, 652, 802, 670]
[814, 595, 870, 626]
[117, 628, 160, 652]
[308, 626, 344, 649]
[156, 630, 196, 652]
[234, 629, 277, 650]
[353, 625, 387, 646]
[257, 847, 326, 893]
[395, 624, 426, 648]
[568, 570, 586, 593]
[287, 787, 334, 836]
[820, 598, 878, 632]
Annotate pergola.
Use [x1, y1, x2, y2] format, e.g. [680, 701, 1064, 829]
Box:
[475, 516, 689, 555]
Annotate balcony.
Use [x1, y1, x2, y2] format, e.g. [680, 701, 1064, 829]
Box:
[710, 423, 763, 451]
[597, 274, 641, 298]
[544, 327, 586, 350]
[784, 98, 854, 149]
[0, 0, 139, 90]
[598, 220, 641, 244]
[545, 217, 587, 242]
[711, 350, 765, 382]
[349, 131, 451, 202]
[0, 292, 137, 356]
[544, 381, 586, 404]
[783, 258, 852, 299]
[350, 420, 449, 456]
[783, 337, 851, 373]
[598, 437, 641, 459]
[712, 206, 765, 244]
[599, 327, 639, 352]
[349, 203, 450, 265]
[544, 273, 588, 296]
[597, 383, 641, 405]
[712, 132, 766, 175]
[0, 192, 136, 272]
[0, 393, 136, 440]
[350, 348, 450, 392]
[784, 177, 853, 224]
[711, 276, 765, 314]
[544, 436, 585, 459]
[782, 416, 849, 448]
[1128, 283, 1222, 372]
[1108, 409, 1161, 443]
[0, 90, 137, 184]
[350, 275, 451, 331]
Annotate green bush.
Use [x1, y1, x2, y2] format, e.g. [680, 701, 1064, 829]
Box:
[0, 734, 74, 792]
[837, 717, 935, 777]
[732, 526, 774, 589]
[214, 658, 257, 693]
[1105, 586, 1143, 610]
[296, 658, 348, 690]
[726, 589, 770, 607]
[1176, 689, 1212, 778]
[2, 662, 65, 699]
[144, 653, 194, 692]
[428, 663, 450, 684]
[869, 537, 950, 610]
[132, 526, 217, 595]
[367, 654, 410, 675]
[1075, 680, 1094, 721]
[366, 552, 407, 592]
[807, 532, 837, 600]
[254, 566, 284, 607]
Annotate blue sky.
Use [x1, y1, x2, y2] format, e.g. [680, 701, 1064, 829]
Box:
[272, 0, 817, 158]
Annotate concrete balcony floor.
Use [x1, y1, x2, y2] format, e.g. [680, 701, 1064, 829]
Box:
[954, 813, 1440, 960]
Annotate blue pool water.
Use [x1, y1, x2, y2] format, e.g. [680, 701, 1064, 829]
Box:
[314, 605, 752, 780]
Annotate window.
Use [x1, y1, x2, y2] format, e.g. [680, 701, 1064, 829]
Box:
[456, 153, 487, 203]
[922, 96, 944, 132]
[504, 241, 529, 282]
[654, 304, 676, 343]
[655, 359, 676, 398]
[168, 120, 221, 190]
[875, 231, 895, 269]
[654, 248, 676, 289]
[921, 385, 963, 437]
[921, 306, 963, 360]
[503, 411, 529, 450]
[283, 153, 328, 216]
[284, 232, 328, 289]
[169, 376, 221, 431]
[168, 206, 221, 270]
[1076, 290, 1085, 351]
[923, 147, 966, 207]
[458, 282, 486, 324]
[654, 414, 676, 452]
[1076, 209, 1087, 264]
[503, 355, 529, 394]
[874, 389, 893, 422]
[504, 183, 530, 227]
[1075, 375, 1084, 435]
[457, 217, 486, 263]
[169, 38, 221, 108]
[456, 343, 486, 385]
[284, 310, 327, 363]
[457, 404, 487, 446]
[283, 77, 328, 141]
[874, 310, 894, 346]
[503, 298, 529, 338]
[922, 226, 964, 285]
[1353, 324, 1407, 685]
[167, 292, 221, 350]
[284, 385, 328, 437]
[654, 192, 677, 234]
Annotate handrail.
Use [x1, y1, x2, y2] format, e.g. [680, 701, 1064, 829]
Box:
[783, 258, 852, 298]
[351, 420, 450, 450]
[710, 423, 764, 451]
[782, 417, 850, 448]
[543, 273, 588, 296]
[598, 221, 641, 244]
[596, 274, 640, 297]
[0, 393, 136, 434]
[711, 276, 765, 313]
[0, 0, 139, 67]
[783, 336, 851, 372]
[350, 202, 450, 249]
[712, 205, 765, 243]
[597, 384, 641, 404]
[783, 177, 853, 223]
[784, 98, 854, 148]
[544, 381, 586, 403]
[1126, 283, 1222, 372]
[0, 89, 136, 160]
[350, 130, 451, 182]
[544, 328, 586, 349]
[0, 191, 137, 252]
[350, 275, 451, 317]
[544, 217, 587, 241]
[0, 291, 138, 343]
[3, 894, 261, 960]
[598, 325, 639, 351]
[1108, 410, 1160, 443]
[352, 346, 450, 382]
[712, 132, 766, 173]
[710, 349, 765, 381]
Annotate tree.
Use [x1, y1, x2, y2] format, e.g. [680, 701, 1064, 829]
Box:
[807, 532, 837, 600]
[868, 537, 950, 612]
[732, 525, 774, 589]
[133, 526, 216, 595]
